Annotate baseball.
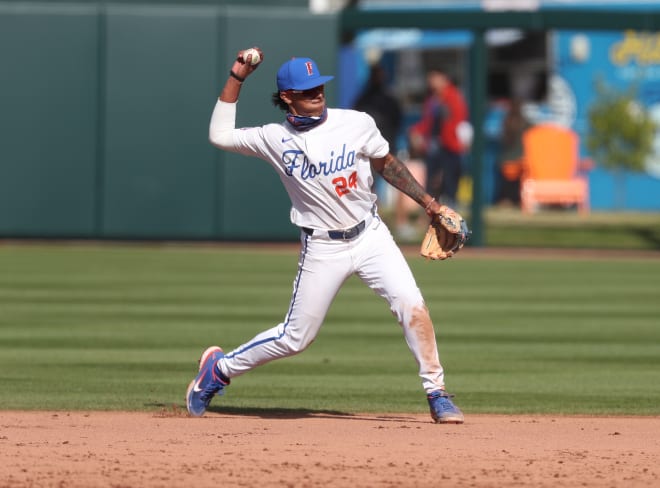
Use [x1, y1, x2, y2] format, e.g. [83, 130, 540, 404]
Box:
[243, 48, 261, 66]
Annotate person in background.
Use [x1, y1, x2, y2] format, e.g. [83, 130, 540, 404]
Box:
[497, 98, 531, 207]
[409, 69, 470, 208]
[353, 63, 404, 202]
[394, 134, 427, 240]
[353, 63, 403, 156]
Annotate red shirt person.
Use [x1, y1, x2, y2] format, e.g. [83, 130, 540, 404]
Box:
[409, 70, 470, 206]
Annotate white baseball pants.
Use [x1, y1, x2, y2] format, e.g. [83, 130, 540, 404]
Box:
[218, 214, 446, 393]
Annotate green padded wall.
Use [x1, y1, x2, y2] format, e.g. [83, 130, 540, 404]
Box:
[0, 4, 99, 236]
[0, 3, 338, 240]
[102, 5, 219, 238]
[216, 8, 339, 240]
[19, 0, 309, 5]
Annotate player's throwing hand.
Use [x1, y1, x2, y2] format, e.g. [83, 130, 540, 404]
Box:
[229, 47, 263, 84]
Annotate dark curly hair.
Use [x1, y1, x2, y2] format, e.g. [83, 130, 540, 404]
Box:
[271, 91, 289, 112]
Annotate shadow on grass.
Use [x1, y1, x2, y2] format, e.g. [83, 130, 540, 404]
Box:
[633, 227, 660, 249]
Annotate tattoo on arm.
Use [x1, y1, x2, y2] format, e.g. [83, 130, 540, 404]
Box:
[378, 153, 428, 207]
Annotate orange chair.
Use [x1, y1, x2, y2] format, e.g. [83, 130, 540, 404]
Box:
[520, 123, 592, 214]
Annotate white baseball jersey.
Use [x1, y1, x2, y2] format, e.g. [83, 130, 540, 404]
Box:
[208, 98, 447, 396]
[209, 101, 389, 230]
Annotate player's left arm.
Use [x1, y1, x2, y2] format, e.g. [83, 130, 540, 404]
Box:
[371, 153, 442, 215]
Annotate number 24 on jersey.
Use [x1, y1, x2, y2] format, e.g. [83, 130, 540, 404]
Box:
[332, 171, 358, 197]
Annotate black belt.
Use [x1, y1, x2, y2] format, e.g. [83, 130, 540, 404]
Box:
[303, 219, 366, 240]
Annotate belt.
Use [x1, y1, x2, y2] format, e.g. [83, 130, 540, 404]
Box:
[303, 219, 367, 240]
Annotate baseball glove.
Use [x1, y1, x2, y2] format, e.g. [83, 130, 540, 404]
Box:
[420, 206, 470, 260]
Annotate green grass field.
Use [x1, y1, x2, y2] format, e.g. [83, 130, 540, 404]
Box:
[388, 207, 660, 249]
[483, 208, 660, 249]
[1, 243, 658, 416]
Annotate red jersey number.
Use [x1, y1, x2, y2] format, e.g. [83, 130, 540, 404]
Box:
[332, 171, 358, 197]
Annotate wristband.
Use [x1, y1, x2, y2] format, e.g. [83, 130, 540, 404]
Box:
[229, 70, 245, 83]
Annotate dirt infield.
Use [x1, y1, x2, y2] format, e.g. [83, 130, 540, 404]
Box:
[2, 411, 659, 488]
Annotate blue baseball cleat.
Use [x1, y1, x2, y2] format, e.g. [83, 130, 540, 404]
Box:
[427, 390, 464, 424]
[186, 346, 230, 417]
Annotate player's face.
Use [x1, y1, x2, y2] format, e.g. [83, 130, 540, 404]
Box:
[280, 85, 326, 117]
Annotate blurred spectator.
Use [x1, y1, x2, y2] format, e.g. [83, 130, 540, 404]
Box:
[394, 134, 427, 240]
[497, 98, 531, 206]
[408, 69, 470, 208]
[354, 64, 403, 155]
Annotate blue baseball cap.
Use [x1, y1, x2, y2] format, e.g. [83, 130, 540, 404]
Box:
[277, 57, 334, 91]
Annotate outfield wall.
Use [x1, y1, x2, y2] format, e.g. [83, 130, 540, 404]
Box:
[0, 3, 337, 240]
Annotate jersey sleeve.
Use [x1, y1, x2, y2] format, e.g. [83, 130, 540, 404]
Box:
[360, 112, 390, 159]
[208, 99, 276, 161]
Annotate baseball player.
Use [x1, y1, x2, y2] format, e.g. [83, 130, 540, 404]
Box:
[186, 47, 466, 423]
